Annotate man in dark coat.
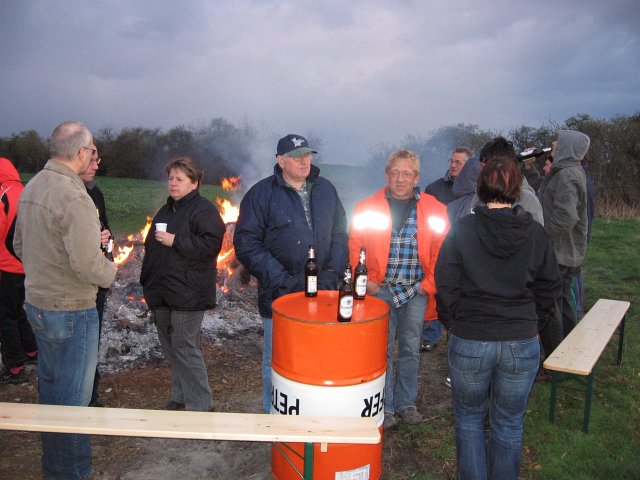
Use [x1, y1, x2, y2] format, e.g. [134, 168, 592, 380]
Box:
[78, 151, 111, 406]
[420, 147, 471, 353]
[234, 134, 348, 413]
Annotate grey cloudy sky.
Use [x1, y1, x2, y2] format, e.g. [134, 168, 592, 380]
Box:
[1, 0, 639, 166]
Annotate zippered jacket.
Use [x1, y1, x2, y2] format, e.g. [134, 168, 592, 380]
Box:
[140, 190, 225, 311]
[0, 158, 24, 274]
[349, 187, 449, 320]
[538, 130, 589, 267]
[14, 159, 116, 310]
[234, 164, 348, 318]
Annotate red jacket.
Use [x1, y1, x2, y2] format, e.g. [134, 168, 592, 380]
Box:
[349, 187, 449, 320]
[0, 158, 25, 274]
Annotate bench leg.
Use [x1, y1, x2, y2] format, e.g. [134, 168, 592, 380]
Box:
[583, 372, 594, 433]
[549, 371, 559, 423]
[303, 443, 314, 480]
[617, 314, 626, 366]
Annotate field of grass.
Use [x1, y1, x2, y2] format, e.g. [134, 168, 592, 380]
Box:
[20, 173, 227, 238]
[520, 218, 640, 479]
[19, 170, 639, 478]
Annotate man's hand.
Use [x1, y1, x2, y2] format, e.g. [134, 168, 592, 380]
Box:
[100, 229, 111, 246]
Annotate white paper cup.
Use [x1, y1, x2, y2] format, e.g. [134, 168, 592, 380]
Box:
[155, 223, 167, 232]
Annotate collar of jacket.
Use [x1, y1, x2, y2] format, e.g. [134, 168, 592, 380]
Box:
[442, 170, 454, 183]
[384, 186, 421, 202]
[167, 189, 200, 211]
[273, 163, 320, 188]
[44, 159, 86, 189]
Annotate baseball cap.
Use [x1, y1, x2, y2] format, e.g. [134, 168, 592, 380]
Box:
[276, 134, 318, 158]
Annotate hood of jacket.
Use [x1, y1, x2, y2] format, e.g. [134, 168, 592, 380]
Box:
[474, 205, 533, 259]
[554, 130, 590, 168]
[452, 157, 481, 198]
[0, 157, 21, 185]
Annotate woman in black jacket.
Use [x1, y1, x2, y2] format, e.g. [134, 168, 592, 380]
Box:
[140, 157, 225, 412]
[435, 138, 561, 480]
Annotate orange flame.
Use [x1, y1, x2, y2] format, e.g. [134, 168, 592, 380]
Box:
[216, 198, 240, 224]
[113, 244, 134, 265]
[221, 176, 240, 192]
[127, 216, 153, 242]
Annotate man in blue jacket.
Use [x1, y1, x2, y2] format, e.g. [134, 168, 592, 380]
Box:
[234, 134, 348, 412]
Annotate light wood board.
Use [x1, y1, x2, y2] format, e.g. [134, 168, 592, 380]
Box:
[0, 402, 380, 445]
[543, 299, 630, 375]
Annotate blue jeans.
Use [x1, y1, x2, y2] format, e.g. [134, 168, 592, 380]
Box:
[262, 316, 273, 413]
[25, 303, 99, 480]
[374, 288, 426, 413]
[421, 319, 443, 344]
[448, 334, 539, 480]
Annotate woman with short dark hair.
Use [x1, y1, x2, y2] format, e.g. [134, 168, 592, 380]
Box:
[435, 138, 561, 479]
[140, 157, 225, 412]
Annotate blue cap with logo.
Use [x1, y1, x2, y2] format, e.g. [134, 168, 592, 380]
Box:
[276, 134, 318, 158]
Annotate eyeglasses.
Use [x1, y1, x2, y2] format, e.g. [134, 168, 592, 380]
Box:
[90, 157, 102, 165]
[388, 170, 416, 179]
[82, 147, 98, 156]
[449, 159, 464, 167]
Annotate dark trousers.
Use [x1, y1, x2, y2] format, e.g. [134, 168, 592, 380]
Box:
[90, 287, 107, 404]
[559, 265, 580, 338]
[539, 265, 579, 360]
[0, 271, 37, 369]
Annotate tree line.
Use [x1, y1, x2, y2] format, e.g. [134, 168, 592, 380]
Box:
[365, 112, 640, 216]
[1, 113, 638, 214]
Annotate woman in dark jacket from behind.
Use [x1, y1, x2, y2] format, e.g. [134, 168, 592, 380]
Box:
[435, 138, 561, 480]
[140, 157, 225, 412]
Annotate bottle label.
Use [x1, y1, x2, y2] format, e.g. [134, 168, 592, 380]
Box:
[306, 276, 317, 294]
[339, 295, 353, 318]
[355, 275, 367, 296]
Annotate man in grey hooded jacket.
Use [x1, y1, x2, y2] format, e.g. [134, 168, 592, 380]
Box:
[538, 129, 590, 340]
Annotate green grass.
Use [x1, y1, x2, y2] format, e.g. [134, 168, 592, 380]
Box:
[20, 173, 227, 238]
[520, 218, 640, 480]
[94, 177, 226, 237]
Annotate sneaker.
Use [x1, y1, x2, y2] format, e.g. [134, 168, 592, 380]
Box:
[0, 367, 27, 385]
[383, 412, 398, 430]
[164, 400, 185, 411]
[444, 376, 451, 388]
[398, 406, 423, 425]
[420, 341, 437, 352]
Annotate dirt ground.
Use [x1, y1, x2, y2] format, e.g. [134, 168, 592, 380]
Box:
[0, 320, 455, 480]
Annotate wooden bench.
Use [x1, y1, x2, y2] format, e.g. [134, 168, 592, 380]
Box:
[542, 298, 630, 432]
[0, 402, 381, 480]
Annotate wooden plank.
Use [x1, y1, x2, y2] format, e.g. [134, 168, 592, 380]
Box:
[543, 299, 630, 375]
[0, 403, 380, 445]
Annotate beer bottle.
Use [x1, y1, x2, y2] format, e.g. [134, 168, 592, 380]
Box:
[305, 245, 318, 297]
[337, 264, 354, 322]
[353, 246, 368, 300]
[518, 147, 552, 161]
[98, 209, 114, 262]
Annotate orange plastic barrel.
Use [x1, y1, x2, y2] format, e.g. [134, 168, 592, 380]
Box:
[271, 290, 389, 480]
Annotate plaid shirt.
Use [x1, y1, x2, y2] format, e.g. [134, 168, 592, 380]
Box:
[384, 199, 424, 308]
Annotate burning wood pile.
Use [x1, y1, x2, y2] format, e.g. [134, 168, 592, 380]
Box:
[98, 178, 261, 374]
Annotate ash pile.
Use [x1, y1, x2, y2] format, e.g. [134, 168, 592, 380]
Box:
[98, 242, 262, 374]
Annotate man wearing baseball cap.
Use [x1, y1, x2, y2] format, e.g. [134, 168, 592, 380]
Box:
[234, 134, 348, 412]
